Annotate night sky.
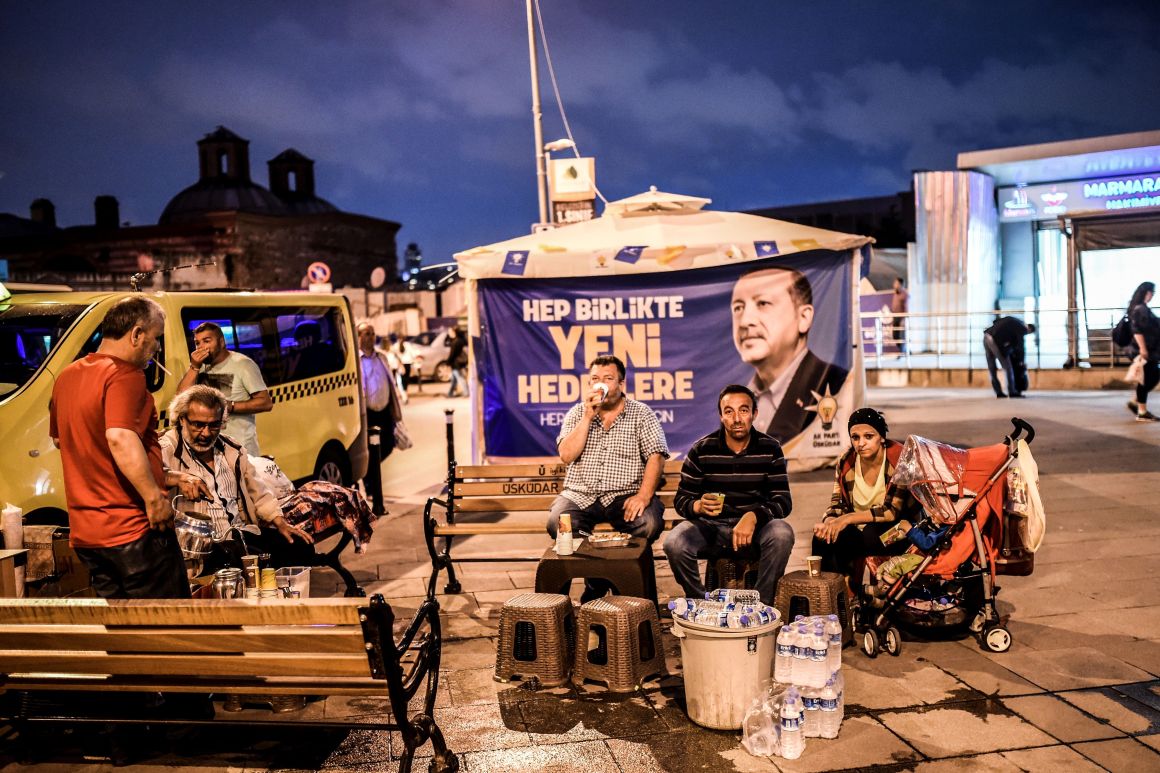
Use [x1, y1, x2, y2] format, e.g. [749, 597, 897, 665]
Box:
[3, 1, 1159, 273]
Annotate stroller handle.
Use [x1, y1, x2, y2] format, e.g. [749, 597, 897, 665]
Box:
[1008, 417, 1035, 445]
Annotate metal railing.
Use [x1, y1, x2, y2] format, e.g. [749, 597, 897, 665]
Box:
[858, 305, 1150, 370]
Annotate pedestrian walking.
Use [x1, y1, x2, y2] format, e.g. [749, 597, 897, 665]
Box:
[446, 326, 469, 397]
[890, 277, 908, 354]
[983, 316, 1035, 398]
[1124, 281, 1160, 422]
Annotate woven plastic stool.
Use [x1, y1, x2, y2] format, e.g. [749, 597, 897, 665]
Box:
[704, 556, 758, 591]
[774, 570, 852, 645]
[495, 592, 575, 687]
[573, 595, 664, 692]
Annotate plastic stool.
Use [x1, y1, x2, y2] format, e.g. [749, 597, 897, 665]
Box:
[704, 556, 758, 591]
[573, 595, 664, 692]
[774, 570, 852, 645]
[494, 593, 575, 687]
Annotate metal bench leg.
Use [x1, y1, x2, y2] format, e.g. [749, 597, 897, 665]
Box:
[416, 714, 459, 773]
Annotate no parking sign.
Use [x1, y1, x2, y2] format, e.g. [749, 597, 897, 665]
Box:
[306, 261, 331, 284]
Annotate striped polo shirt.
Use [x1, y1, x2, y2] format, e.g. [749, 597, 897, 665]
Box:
[674, 427, 792, 527]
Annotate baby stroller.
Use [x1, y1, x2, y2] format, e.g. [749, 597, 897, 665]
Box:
[855, 418, 1040, 657]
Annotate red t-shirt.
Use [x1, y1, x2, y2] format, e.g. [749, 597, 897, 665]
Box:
[49, 354, 165, 548]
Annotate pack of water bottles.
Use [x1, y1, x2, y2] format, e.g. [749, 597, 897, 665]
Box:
[774, 614, 843, 688]
[741, 672, 846, 760]
[667, 589, 779, 629]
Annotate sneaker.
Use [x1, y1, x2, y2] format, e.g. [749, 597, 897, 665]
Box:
[1137, 411, 1160, 422]
[1128, 400, 1139, 415]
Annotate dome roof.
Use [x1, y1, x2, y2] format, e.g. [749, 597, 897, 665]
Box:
[159, 178, 290, 224]
[281, 197, 339, 215]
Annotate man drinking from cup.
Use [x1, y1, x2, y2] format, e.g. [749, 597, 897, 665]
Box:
[546, 355, 669, 602]
[663, 384, 795, 605]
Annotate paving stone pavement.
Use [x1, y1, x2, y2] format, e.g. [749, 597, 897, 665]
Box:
[3, 389, 1160, 772]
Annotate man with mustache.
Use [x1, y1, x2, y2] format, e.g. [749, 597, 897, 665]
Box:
[663, 384, 794, 605]
[731, 265, 848, 443]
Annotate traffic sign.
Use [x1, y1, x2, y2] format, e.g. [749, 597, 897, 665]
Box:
[306, 261, 331, 284]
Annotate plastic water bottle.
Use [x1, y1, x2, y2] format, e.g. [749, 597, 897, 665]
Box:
[791, 624, 810, 682]
[726, 610, 751, 628]
[742, 702, 778, 757]
[809, 624, 828, 687]
[801, 685, 821, 738]
[779, 688, 805, 759]
[668, 598, 696, 619]
[819, 678, 841, 739]
[705, 588, 762, 605]
[774, 624, 795, 684]
[825, 614, 843, 674]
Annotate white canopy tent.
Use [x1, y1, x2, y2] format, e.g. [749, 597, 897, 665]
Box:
[456, 187, 872, 281]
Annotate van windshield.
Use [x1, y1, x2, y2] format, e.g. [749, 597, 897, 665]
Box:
[0, 303, 88, 399]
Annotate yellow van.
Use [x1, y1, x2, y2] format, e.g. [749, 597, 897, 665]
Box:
[0, 289, 367, 524]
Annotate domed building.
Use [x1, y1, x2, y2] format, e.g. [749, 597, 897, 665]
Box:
[1, 126, 399, 291]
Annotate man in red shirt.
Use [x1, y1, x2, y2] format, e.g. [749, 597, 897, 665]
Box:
[49, 296, 191, 598]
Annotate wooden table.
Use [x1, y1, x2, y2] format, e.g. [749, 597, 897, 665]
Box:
[534, 539, 658, 607]
[0, 549, 28, 597]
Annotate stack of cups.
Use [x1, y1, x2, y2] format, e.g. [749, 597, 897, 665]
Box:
[556, 513, 574, 555]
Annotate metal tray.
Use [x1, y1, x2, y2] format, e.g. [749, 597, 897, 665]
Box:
[586, 533, 633, 549]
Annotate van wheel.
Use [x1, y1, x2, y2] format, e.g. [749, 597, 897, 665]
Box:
[314, 447, 350, 486]
[435, 361, 452, 382]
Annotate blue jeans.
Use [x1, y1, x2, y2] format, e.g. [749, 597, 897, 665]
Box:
[663, 517, 795, 605]
[983, 333, 1018, 396]
[547, 493, 665, 598]
[447, 366, 466, 396]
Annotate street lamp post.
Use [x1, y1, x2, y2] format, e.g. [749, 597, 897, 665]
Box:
[526, 0, 548, 227]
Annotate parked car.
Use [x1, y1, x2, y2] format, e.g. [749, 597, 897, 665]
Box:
[408, 329, 451, 381]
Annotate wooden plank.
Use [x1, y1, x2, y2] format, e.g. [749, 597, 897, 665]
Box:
[0, 626, 366, 655]
[453, 491, 676, 513]
[2, 651, 371, 678]
[454, 477, 678, 497]
[0, 599, 367, 627]
[457, 463, 566, 478]
[454, 480, 563, 497]
[456, 459, 683, 481]
[435, 519, 679, 537]
[2, 677, 388, 696]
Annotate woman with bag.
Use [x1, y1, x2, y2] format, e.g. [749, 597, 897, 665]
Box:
[1125, 281, 1160, 422]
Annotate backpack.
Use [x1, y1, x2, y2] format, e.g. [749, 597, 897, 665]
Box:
[1111, 313, 1133, 348]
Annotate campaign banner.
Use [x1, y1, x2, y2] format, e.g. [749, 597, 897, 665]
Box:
[475, 250, 858, 462]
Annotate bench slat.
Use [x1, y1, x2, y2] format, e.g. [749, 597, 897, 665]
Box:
[0, 626, 366, 655]
[455, 459, 683, 480]
[433, 520, 678, 537]
[0, 599, 366, 627]
[3, 652, 372, 678]
[453, 491, 676, 513]
[0, 677, 390, 696]
[453, 479, 678, 497]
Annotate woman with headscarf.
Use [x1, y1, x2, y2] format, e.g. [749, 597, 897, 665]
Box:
[1125, 281, 1160, 422]
[811, 408, 913, 579]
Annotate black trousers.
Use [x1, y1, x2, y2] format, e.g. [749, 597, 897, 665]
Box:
[811, 521, 909, 580]
[202, 527, 319, 575]
[1137, 360, 1160, 404]
[75, 528, 191, 599]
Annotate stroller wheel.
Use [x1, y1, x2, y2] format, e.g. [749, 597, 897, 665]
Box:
[884, 626, 902, 656]
[983, 626, 1012, 653]
[861, 628, 880, 658]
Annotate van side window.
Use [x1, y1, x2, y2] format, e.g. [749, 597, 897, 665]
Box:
[180, 306, 347, 387]
[279, 310, 346, 382]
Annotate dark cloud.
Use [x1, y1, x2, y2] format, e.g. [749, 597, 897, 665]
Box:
[1, 1, 1158, 264]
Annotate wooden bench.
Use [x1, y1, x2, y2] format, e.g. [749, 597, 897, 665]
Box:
[424, 459, 684, 594]
[0, 595, 458, 773]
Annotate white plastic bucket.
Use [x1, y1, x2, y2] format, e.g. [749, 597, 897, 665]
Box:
[671, 615, 780, 730]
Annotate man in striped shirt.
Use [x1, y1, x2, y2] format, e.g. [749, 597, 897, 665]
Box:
[664, 384, 795, 605]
